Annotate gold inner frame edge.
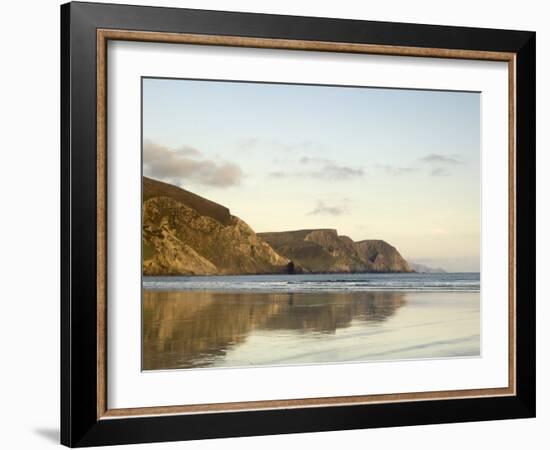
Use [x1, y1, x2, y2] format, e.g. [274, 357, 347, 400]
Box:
[96, 29, 517, 420]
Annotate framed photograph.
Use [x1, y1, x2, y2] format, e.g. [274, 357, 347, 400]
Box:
[61, 1, 536, 447]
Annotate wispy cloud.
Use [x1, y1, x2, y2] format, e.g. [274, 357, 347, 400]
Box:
[418, 153, 464, 177]
[299, 156, 364, 180]
[430, 167, 450, 177]
[318, 165, 363, 180]
[419, 153, 462, 165]
[177, 145, 201, 157]
[376, 164, 417, 175]
[269, 165, 363, 181]
[308, 200, 349, 216]
[143, 139, 243, 187]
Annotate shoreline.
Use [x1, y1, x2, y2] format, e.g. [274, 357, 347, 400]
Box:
[141, 287, 481, 294]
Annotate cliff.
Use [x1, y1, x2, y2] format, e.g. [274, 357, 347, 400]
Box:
[142, 177, 413, 275]
[258, 230, 413, 273]
[142, 177, 289, 275]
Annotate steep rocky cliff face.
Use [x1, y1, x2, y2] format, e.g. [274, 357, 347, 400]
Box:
[258, 230, 412, 273]
[142, 177, 413, 275]
[142, 177, 289, 275]
[355, 240, 412, 273]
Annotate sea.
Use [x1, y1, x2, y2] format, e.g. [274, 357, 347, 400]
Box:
[142, 273, 480, 370]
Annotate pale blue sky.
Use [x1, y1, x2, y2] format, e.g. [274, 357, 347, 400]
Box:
[143, 78, 480, 272]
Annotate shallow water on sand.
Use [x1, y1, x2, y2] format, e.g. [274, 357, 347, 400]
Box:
[142, 288, 480, 370]
[143, 272, 480, 292]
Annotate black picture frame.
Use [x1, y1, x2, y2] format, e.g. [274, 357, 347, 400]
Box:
[61, 1, 536, 447]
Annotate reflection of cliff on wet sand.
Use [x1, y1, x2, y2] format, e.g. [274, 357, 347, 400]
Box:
[143, 291, 405, 370]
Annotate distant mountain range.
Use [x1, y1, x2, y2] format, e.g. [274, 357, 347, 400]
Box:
[409, 262, 447, 273]
[142, 177, 413, 276]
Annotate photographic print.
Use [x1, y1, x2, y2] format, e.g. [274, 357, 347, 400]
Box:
[141, 78, 481, 371]
[62, 6, 535, 444]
